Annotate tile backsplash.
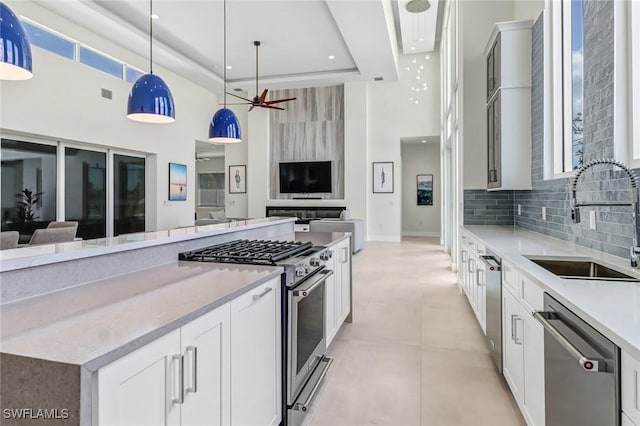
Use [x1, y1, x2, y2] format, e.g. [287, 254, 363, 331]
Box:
[463, 190, 514, 226]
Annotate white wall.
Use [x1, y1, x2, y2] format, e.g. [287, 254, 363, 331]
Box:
[401, 143, 441, 236]
[224, 104, 249, 218]
[366, 52, 441, 241]
[461, 1, 515, 189]
[0, 0, 218, 232]
[513, 0, 544, 20]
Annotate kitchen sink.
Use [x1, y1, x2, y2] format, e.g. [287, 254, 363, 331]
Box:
[526, 257, 640, 282]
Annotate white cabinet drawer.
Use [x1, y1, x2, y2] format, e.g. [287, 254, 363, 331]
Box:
[503, 261, 520, 295]
[520, 274, 544, 312]
[622, 350, 640, 425]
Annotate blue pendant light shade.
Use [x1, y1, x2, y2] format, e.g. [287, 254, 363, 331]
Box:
[0, 2, 33, 80]
[126, 0, 175, 123]
[209, 107, 241, 143]
[208, 0, 242, 143]
[127, 73, 175, 123]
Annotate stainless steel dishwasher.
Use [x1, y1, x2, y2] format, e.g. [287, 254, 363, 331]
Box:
[534, 293, 620, 426]
[479, 250, 502, 373]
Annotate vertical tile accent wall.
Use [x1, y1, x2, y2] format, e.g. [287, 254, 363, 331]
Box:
[268, 85, 345, 199]
[463, 190, 515, 225]
[514, 3, 636, 258]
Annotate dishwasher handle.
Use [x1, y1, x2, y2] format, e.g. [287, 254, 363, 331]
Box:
[534, 311, 606, 373]
[479, 255, 501, 271]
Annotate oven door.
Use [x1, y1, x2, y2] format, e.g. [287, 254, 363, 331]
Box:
[287, 268, 332, 403]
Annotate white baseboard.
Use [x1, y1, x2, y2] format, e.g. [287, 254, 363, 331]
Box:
[367, 235, 402, 242]
[402, 232, 441, 237]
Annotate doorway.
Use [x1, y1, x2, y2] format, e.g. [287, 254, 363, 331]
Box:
[400, 137, 441, 238]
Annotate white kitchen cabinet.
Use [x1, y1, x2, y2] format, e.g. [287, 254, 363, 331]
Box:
[325, 237, 352, 348]
[230, 278, 281, 426]
[474, 256, 487, 334]
[484, 20, 533, 191]
[622, 350, 640, 426]
[325, 249, 338, 347]
[502, 287, 525, 403]
[98, 279, 282, 426]
[98, 329, 182, 426]
[181, 304, 231, 426]
[337, 238, 351, 323]
[522, 310, 545, 426]
[502, 271, 545, 426]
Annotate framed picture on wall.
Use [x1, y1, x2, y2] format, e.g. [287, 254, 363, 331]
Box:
[417, 174, 433, 206]
[168, 163, 187, 201]
[372, 162, 394, 193]
[229, 165, 246, 194]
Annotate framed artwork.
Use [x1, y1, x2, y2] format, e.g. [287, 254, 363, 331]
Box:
[417, 174, 433, 206]
[168, 163, 187, 201]
[229, 165, 246, 194]
[372, 162, 394, 193]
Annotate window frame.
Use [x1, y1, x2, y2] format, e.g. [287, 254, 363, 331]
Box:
[629, 1, 640, 168]
[544, 0, 584, 179]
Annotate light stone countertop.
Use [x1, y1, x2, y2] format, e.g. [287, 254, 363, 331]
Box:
[0, 217, 295, 272]
[464, 225, 640, 359]
[0, 261, 283, 372]
[295, 231, 350, 247]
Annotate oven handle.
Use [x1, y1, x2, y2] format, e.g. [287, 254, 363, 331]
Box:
[534, 311, 606, 373]
[293, 270, 333, 298]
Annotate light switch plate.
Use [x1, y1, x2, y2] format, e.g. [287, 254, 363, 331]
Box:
[542, 206, 546, 221]
[589, 210, 596, 229]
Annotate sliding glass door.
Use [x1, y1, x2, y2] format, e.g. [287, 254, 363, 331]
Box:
[114, 154, 145, 236]
[65, 147, 106, 239]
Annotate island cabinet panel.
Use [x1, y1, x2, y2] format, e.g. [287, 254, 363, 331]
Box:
[97, 329, 182, 426]
[230, 278, 281, 426]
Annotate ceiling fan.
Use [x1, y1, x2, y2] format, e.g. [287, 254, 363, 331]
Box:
[226, 41, 296, 111]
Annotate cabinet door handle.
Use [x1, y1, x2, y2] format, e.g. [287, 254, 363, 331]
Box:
[342, 247, 349, 263]
[476, 269, 484, 286]
[172, 354, 184, 404]
[511, 315, 523, 345]
[252, 287, 273, 301]
[468, 258, 475, 273]
[185, 346, 197, 394]
[461, 250, 468, 263]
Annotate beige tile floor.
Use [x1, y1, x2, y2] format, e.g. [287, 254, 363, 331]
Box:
[306, 237, 526, 426]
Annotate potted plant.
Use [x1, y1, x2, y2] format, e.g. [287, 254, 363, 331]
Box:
[15, 188, 43, 222]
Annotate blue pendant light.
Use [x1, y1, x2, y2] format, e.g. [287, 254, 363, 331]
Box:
[0, 2, 33, 80]
[127, 0, 175, 123]
[209, 0, 241, 143]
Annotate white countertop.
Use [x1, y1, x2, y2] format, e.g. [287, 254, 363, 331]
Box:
[464, 226, 640, 359]
[0, 217, 295, 272]
[0, 261, 283, 371]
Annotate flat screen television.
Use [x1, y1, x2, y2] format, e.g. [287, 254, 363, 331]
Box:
[279, 161, 332, 193]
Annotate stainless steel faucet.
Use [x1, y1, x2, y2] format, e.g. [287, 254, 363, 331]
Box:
[570, 158, 640, 268]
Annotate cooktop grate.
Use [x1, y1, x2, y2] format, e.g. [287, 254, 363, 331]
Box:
[179, 239, 313, 265]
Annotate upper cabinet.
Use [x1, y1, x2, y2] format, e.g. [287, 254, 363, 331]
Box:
[484, 20, 533, 191]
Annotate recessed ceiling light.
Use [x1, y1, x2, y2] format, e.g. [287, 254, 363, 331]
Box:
[226, 65, 232, 69]
[412, 58, 417, 64]
[405, 66, 411, 71]
[411, 46, 416, 50]
[421, 140, 427, 143]
[328, 55, 335, 60]
[150, 13, 159, 19]
[425, 54, 431, 60]
[414, 100, 419, 104]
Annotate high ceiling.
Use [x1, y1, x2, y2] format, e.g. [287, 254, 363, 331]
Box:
[33, 0, 441, 94]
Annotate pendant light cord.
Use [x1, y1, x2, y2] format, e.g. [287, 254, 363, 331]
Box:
[149, 0, 153, 74]
[223, 0, 227, 108]
[255, 42, 259, 98]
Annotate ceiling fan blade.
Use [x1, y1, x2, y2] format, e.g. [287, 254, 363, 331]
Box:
[262, 105, 285, 111]
[259, 88, 268, 103]
[248, 104, 256, 112]
[226, 92, 252, 102]
[264, 97, 297, 105]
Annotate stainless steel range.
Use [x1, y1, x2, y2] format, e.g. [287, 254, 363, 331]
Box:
[179, 239, 334, 426]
